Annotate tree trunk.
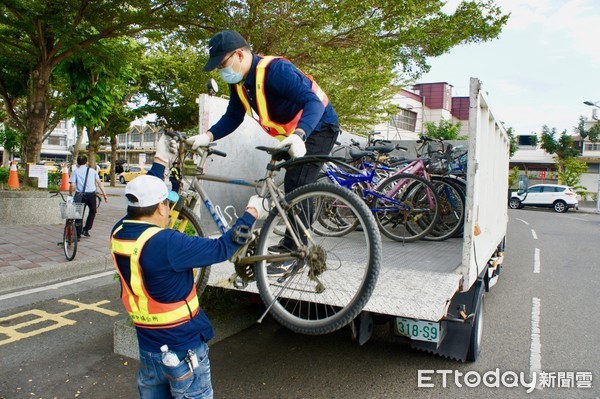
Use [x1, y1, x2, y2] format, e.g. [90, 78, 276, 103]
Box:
[24, 64, 52, 164]
[72, 125, 85, 168]
[87, 126, 103, 169]
[110, 135, 117, 187]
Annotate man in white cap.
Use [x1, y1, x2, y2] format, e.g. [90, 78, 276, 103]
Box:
[110, 134, 265, 398]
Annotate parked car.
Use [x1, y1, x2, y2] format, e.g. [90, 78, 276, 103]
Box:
[98, 162, 111, 182]
[509, 184, 579, 213]
[36, 160, 61, 173]
[117, 165, 149, 184]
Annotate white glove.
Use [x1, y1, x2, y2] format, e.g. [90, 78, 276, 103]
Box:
[246, 195, 269, 220]
[185, 133, 212, 151]
[276, 133, 306, 158]
[156, 134, 178, 163]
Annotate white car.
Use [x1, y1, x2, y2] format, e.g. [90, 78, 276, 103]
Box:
[509, 184, 578, 213]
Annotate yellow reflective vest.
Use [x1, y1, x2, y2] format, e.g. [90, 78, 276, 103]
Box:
[234, 56, 329, 141]
[110, 223, 199, 329]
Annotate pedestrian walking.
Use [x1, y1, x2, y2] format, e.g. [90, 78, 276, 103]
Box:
[68, 155, 108, 238]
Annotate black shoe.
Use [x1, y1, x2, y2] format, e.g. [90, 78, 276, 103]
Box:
[267, 240, 296, 253]
[82, 230, 90, 237]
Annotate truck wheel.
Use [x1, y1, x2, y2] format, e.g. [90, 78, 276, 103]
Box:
[466, 295, 484, 362]
[508, 198, 521, 209]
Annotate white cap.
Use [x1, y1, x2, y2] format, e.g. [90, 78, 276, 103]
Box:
[125, 175, 179, 207]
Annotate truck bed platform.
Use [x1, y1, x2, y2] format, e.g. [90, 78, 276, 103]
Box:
[207, 237, 462, 322]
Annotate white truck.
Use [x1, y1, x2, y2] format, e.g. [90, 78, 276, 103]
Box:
[194, 77, 510, 362]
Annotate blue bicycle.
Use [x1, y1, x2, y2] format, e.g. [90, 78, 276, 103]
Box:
[318, 144, 441, 242]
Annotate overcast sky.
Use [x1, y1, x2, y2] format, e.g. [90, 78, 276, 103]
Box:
[417, 0, 600, 136]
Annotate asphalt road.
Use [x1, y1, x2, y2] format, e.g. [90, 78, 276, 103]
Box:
[0, 208, 598, 399]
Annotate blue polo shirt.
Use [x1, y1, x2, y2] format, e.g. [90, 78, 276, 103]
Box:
[69, 166, 99, 193]
[210, 54, 338, 140]
[111, 163, 256, 352]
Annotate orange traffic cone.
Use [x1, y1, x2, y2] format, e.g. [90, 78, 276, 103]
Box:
[59, 163, 70, 191]
[7, 160, 19, 189]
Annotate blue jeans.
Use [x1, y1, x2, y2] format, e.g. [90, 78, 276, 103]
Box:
[137, 342, 213, 399]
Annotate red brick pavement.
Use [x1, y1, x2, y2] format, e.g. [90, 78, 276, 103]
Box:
[0, 203, 124, 275]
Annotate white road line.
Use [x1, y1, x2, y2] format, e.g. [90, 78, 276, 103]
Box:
[530, 297, 542, 387]
[531, 229, 538, 240]
[533, 248, 541, 274]
[517, 218, 529, 225]
[0, 271, 115, 302]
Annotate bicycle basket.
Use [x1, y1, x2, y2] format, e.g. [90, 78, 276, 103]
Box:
[59, 202, 84, 219]
[426, 142, 452, 174]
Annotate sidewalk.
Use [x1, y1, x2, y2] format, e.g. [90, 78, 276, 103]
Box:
[0, 186, 126, 295]
[1, 192, 598, 295]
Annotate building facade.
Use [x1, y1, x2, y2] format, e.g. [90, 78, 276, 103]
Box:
[370, 82, 469, 140]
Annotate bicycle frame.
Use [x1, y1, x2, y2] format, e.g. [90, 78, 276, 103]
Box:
[322, 160, 421, 213]
[169, 147, 334, 267]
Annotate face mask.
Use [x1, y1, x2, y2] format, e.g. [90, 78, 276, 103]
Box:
[219, 56, 243, 84]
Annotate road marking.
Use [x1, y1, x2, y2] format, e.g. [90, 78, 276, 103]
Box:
[0, 271, 115, 302]
[533, 248, 541, 274]
[530, 297, 542, 388]
[0, 299, 119, 346]
[517, 218, 529, 225]
[531, 229, 538, 239]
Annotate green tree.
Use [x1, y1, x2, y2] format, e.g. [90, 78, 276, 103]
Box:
[0, 0, 192, 163]
[0, 0, 509, 162]
[504, 126, 519, 157]
[0, 124, 23, 166]
[558, 157, 587, 196]
[57, 39, 143, 168]
[539, 125, 579, 182]
[141, 0, 509, 132]
[138, 40, 206, 131]
[508, 166, 520, 189]
[424, 118, 464, 140]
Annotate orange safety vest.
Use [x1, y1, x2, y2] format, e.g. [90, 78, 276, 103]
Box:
[110, 222, 200, 329]
[234, 56, 329, 141]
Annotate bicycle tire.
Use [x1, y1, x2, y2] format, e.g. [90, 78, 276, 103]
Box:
[63, 220, 78, 261]
[169, 205, 211, 295]
[312, 174, 360, 237]
[437, 176, 467, 237]
[255, 182, 381, 335]
[373, 173, 440, 242]
[423, 177, 465, 241]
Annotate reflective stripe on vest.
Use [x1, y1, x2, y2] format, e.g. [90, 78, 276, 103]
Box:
[110, 223, 200, 329]
[235, 56, 329, 141]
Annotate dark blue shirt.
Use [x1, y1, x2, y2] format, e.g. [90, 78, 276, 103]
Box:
[210, 54, 338, 140]
[111, 163, 256, 352]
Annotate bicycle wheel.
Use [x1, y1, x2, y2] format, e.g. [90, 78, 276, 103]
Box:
[255, 182, 381, 335]
[63, 220, 78, 261]
[373, 173, 440, 242]
[423, 177, 465, 241]
[169, 205, 211, 295]
[312, 174, 360, 237]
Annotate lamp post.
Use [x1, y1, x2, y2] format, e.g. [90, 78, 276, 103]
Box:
[583, 100, 600, 213]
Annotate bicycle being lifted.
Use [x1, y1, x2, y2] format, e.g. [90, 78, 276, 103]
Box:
[165, 130, 382, 336]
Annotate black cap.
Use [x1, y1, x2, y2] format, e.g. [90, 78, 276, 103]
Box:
[203, 30, 249, 72]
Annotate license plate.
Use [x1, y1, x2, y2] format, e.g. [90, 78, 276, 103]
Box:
[395, 318, 441, 343]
